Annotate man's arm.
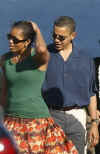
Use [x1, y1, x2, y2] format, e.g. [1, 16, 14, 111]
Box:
[88, 95, 99, 147]
[31, 22, 50, 64]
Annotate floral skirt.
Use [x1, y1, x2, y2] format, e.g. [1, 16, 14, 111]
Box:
[4, 116, 78, 154]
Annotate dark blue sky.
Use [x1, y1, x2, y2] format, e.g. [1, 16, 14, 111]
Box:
[0, 0, 100, 57]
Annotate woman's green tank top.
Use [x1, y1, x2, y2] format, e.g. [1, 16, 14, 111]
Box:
[4, 51, 50, 118]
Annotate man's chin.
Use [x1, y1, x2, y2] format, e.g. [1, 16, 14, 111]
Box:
[55, 46, 62, 51]
[53, 44, 62, 51]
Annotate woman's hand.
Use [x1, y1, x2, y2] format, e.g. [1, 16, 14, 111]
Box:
[30, 21, 40, 33]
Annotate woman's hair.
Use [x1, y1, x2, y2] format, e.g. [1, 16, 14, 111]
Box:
[12, 21, 36, 46]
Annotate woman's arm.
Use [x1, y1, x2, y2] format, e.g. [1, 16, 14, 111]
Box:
[0, 56, 7, 108]
[0, 69, 7, 108]
[31, 22, 50, 65]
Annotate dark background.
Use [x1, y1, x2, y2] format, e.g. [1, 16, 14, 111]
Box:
[0, 0, 100, 57]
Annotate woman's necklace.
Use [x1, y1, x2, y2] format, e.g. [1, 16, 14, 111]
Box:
[10, 55, 21, 64]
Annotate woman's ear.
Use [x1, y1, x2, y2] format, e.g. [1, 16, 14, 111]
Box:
[25, 39, 31, 47]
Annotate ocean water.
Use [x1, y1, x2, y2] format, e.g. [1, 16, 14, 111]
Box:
[0, 0, 100, 57]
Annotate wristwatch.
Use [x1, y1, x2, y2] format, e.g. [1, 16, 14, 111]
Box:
[91, 119, 99, 125]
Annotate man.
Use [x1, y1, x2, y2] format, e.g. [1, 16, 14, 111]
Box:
[42, 16, 99, 154]
[93, 57, 100, 154]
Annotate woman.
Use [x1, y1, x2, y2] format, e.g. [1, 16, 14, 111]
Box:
[0, 21, 78, 154]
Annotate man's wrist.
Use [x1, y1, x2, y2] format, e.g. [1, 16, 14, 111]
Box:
[91, 119, 99, 125]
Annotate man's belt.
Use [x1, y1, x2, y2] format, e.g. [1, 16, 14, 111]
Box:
[47, 105, 85, 111]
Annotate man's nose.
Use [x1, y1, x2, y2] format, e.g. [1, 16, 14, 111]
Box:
[55, 37, 60, 42]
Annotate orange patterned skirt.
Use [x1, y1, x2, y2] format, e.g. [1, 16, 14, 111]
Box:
[4, 116, 78, 154]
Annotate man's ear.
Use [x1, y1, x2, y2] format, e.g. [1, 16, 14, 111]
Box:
[71, 32, 77, 40]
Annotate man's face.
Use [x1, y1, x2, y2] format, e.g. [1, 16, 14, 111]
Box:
[53, 25, 75, 51]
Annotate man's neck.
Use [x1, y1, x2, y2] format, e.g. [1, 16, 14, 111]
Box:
[59, 43, 72, 61]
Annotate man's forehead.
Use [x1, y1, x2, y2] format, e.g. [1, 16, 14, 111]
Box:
[53, 25, 71, 34]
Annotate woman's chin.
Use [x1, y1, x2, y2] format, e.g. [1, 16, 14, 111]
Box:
[10, 48, 17, 53]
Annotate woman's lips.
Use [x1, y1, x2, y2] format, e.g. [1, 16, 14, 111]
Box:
[9, 45, 14, 49]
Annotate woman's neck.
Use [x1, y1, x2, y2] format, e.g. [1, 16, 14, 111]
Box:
[11, 47, 31, 64]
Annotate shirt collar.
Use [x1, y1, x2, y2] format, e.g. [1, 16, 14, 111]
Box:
[70, 43, 81, 58]
[50, 42, 81, 58]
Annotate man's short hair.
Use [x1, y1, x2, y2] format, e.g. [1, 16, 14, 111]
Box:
[54, 16, 76, 33]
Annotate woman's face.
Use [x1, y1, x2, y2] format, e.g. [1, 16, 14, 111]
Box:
[7, 27, 29, 54]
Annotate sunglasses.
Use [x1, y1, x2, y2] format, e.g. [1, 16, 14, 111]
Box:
[7, 33, 27, 44]
[52, 33, 68, 41]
